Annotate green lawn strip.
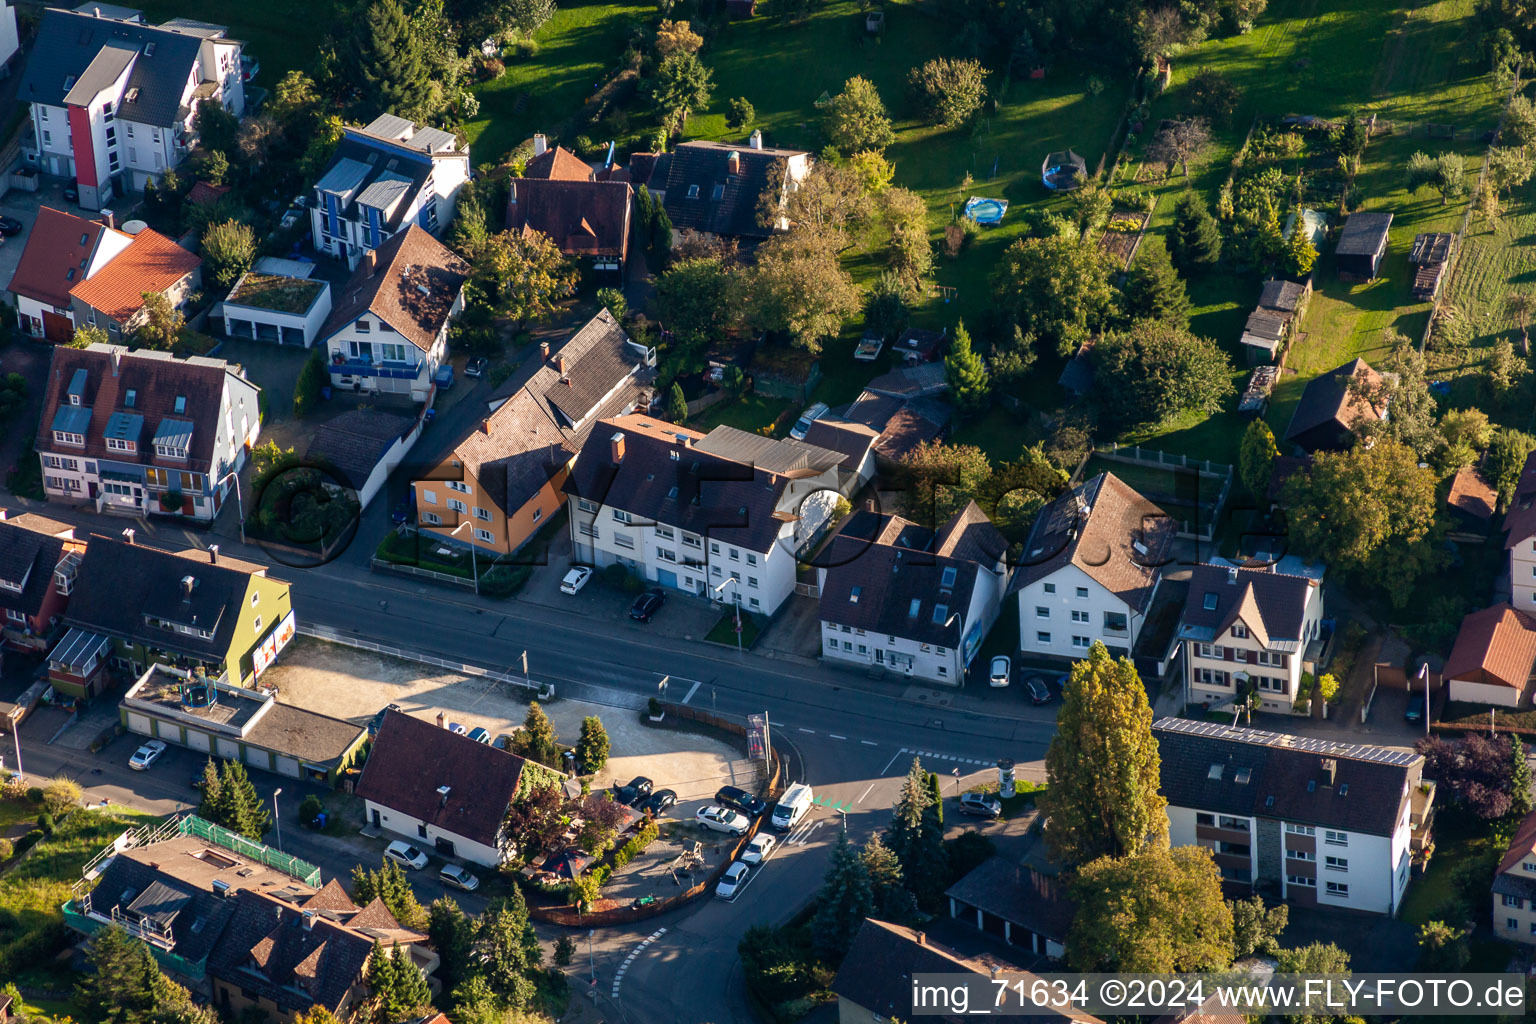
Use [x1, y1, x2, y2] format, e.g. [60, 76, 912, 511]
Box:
[6, 807, 158, 885]
[691, 393, 795, 435]
[704, 610, 763, 648]
[129, 0, 341, 80]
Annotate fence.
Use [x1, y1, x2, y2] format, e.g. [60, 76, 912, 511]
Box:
[297, 623, 546, 696]
[370, 556, 477, 590]
[1089, 443, 1234, 542]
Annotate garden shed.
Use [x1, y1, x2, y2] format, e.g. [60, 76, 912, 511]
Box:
[1334, 211, 1393, 280]
[1409, 232, 1455, 301]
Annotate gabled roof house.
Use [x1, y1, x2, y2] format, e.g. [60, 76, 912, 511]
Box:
[1283, 358, 1386, 453]
[661, 135, 812, 239]
[1443, 602, 1536, 708]
[7, 206, 133, 342]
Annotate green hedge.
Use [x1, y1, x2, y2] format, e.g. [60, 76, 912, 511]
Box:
[612, 822, 660, 870]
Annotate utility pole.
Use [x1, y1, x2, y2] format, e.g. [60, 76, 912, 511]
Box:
[273, 788, 283, 852]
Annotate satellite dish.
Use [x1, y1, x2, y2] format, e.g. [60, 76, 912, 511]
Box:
[120, 219, 149, 235]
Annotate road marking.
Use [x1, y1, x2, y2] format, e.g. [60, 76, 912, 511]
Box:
[829, 733, 846, 740]
[857, 782, 877, 804]
[793, 819, 824, 846]
[681, 679, 702, 704]
[797, 727, 815, 734]
[612, 927, 667, 999]
[861, 739, 878, 746]
[879, 747, 908, 776]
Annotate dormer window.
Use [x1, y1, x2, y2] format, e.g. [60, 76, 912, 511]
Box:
[105, 438, 136, 453]
[687, 184, 700, 199]
[156, 443, 188, 459]
[69, 394, 80, 407]
[53, 431, 84, 446]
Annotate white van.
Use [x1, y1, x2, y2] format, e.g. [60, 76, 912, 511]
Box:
[789, 402, 829, 441]
[771, 783, 814, 830]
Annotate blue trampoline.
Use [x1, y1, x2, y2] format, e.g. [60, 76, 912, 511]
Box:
[1042, 149, 1087, 191]
[964, 196, 1008, 224]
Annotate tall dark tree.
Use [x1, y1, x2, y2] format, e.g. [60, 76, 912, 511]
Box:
[1122, 237, 1190, 327]
[202, 760, 269, 839]
[427, 897, 475, 995]
[77, 925, 209, 1024]
[1170, 191, 1222, 271]
[883, 758, 949, 910]
[1512, 735, 1534, 818]
[353, 0, 433, 118]
[943, 321, 991, 416]
[810, 829, 875, 958]
[351, 858, 428, 930]
[574, 715, 611, 774]
[1415, 734, 1518, 819]
[365, 942, 432, 1023]
[474, 891, 542, 1007]
[513, 701, 561, 768]
[860, 833, 918, 924]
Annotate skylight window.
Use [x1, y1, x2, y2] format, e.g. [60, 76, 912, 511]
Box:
[849, 586, 861, 604]
[931, 604, 949, 625]
[1208, 764, 1223, 780]
[124, 389, 136, 408]
[174, 396, 186, 414]
[907, 598, 921, 618]
[1235, 768, 1251, 784]
[1203, 592, 1218, 611]
[940, 566, 957, 589]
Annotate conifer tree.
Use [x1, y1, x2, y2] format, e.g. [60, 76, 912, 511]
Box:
[1283, 218, 1318, 277]
[811, 828, 874, 958]
[353, 0, 432, 118]
[514, 701, 562, 769]
[861, 833, 918, 924]
[574, 716, 611, 775]
[943, 321, 991, 416]
[1123, 237, 1191, 328]
[206, 760, 269, 839]
[1512, 735, 1534, 818]
[884, 758, 949, 910]
[1171, 191, 1222, 271]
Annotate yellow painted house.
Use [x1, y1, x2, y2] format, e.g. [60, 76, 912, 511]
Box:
[413, 308, 654, 555]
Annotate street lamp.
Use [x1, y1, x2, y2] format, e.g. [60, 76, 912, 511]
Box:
[713, 577, 744, 653]
[450, 521, 481, 596]
[215, 469, 246, 545]
[272, 787, 283, 852]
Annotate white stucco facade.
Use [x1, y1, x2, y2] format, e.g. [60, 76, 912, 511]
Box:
[363, 798, 505, 867]
[1448, 678, 1524, 708]
[1512, 535, 1536, 614]
[1016, 563, 1149, 662]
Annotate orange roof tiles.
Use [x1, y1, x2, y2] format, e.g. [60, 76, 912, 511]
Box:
[1444, 603, 1536, 691]
[69, 228, 201, 325]
[9, 206, 111, 309]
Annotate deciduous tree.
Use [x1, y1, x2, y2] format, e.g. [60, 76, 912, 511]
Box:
[470, 230, 577, 332]
[896, 441, 995, 527]
[743, 231, 860, 351]
[653, 256, 739, 347]
[201, 219, 257, 289]
[1416, 734, 1517, 818]
[726, 96, 755, 131]
[1042, 643, 1168, 865]
[1274, 942, 1351, 1024]
[1512, 735, 1533, 817]
[993, 234, 1118, 356]
[907, 58, 988, 129]
[1435, 152, 1467, 205]
[1486, 426, 1536, 504]
[1407, 150, 1438, 192]
[1231, 895, 1288, 957]
[1147, 117, 1212, 176]
[134, 292, 185, 350]
[1067, 846, 1234, 972]
[654, 18, 702, 57]
[1280, 440, 1437, 574]
[823, 76, 895, 153]
[1091, 320, 1234, 429]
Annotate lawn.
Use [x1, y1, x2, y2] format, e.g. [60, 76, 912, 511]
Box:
[129, 0, 339, 80]
[704, 609, 764, 647]
[691, 393, 795, 435]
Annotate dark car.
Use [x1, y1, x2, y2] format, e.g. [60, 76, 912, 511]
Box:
[715, 785, 768, 818]
[1025, 675, 1053, 705]
[465, 356, 489, 379]
[0, 216, 22, 237]
[629, 589, 666, 622]
[644, 789, 678, 815]
[63, 184, 79, 203]
[390, 500, 410, 525]
[369, 703, 404, 736]
[616, 776, 654, 806]
[1405, 695, 1427, 724]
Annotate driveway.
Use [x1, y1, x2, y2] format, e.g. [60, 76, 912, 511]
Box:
[0, 177, 97, 297]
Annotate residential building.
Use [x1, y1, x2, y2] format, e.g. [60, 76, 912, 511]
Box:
[1505, 450, 1536, 613]
[20, 5, 245, 208]
[1155, 717, 1433, 914]
[68, 226, 203, 341]
[306, 409, 422, 510]
[660, 135, 812, 239]
[0, 0, 17, 78]
[1442, 603, 1536, 708]
[65, 533, 294, 689]
[523, 136, 592, 180]
[122, 663, 364, 783]
[1283, 357, 1386, 453]
[843, 389, 950, 463]
[309, 114, 470, 268]
[565, 413, 845, 615]
[507, 175, 632, 277]
[7, 206, 133, 341]
[356, 709, 546, 866]
[221, 258, 333, 347]
[416, 309, 653, 555]
[1446, 464, 1497, 540]
[946, 856, 1076, 959]
[34, 343, 260, 519]
[319, 225, 469, 403]
[1178, 561, 1325, 713]
[1334, 211, 1393, 280]
[865, 362, 947, 400]
[800, 418, 878, 492]
[1492, 809, 1536, 945]
[0, 517, 84, 653]
[832, 918, 1103, 1024]
[817, 502, 1009, 686]
[1011, 472, 1173, 662]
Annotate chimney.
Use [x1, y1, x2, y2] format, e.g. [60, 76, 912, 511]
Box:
[208, 545, 219, 564]
[915, 931, 925, 946]
[727, 151, 740, 176]
[555, 354, 566, 375]
[610, 431, 626, 465]
[437, 785, 452, 806]
[673, 433, 691, 449]
[540, 340, 551, 362]
[481, 417, 492, 434]
[91, 4, 100, 14]
[111, 347, 121, 375]
[301, 910, 315, 932]
[0, 509, 7, 521]
[749, 129, 763, 150]
[436, 711, 445, 728]
[121, 527, 135, 545]
[1227, 566, 1239, 585]
[100, 208, 115, 230]
[533, 133, 548, 156]
[1321, 757, 1337, 787]
[180, 574, 195, 599]
[362, 248, 378, 276]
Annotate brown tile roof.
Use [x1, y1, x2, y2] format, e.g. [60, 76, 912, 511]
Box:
[9, 206, 114, 309]
[1506, 450, 1536, 548]
[1009, 472, 1171, 613]
[524, 144, 593, 181]
[0, 508, 76, 537]
[207, 889, 378, 1015]
[1448, 465, 1497, 521]
[355, 709, 530, 849]
[0, 521, 68, 618]
[1497, 809, 1536, 877]
[186, 180, 232, 206]
[508, 178, 632, 261]
[1444, 603, 1536, 690]
[318, 225, 469, 353]
[1284, 358, 1385, 449]
[302, 879, 359, 913]
[69, 228, 201, 325]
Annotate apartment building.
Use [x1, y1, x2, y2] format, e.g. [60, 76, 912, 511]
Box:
[1155, 717, 1432, 915]
[1178, 561, 1326, 713]
[564, 414, 845, 615]
[1493, 809, 1536, 945]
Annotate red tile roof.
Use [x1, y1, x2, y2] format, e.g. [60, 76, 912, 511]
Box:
[69, 228, 201, 325]
[524, 144, 593, 181]
[9, 206, 110, 309]
[1444, 603, 1536, 690]
[318, 225, 469, 353]
[186, 181, 232, 206]
[1447, 465, 1497, 521]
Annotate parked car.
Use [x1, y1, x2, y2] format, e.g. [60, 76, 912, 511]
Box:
[467, 727, 491, 744]
[434, 365, 455, 390]
[63, 184, 79, 203]
[385, 841, 429, 870]
[1025, 675, 1053, 705]
[789, 401, 829, 441]
[439, 864, 480, 891]
[989, 655, 1011, 688]
[696, 805, 750, 835]
[1404, 697, 1425, 724]
[493, 733, 518, 751]
[644, 789, 678, 815]
[560, 566, 594, 595]
[617, 776, 654, 806]
[390, 500, 410, 525]
[465, 356, 489, 379]
[629, 588, 666, 622]
[447, 722, 467, 735]
[369, 703, 404, 736]
[0, 216, 22, 237]
[740, 833, 777, 865]
[715, 785, 767, 818]
[129, 739, 167, 771]
[958, 792, 1002, 818]
[715, 861, 751, 900]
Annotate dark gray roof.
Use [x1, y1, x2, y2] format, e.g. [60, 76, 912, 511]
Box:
[22, 8, 214, 129]
[944, 856, 1076, 939]
[87, 856, 235, 966]
[304, 410, 415, 491]
[1259, 279, 1307, 313]
[1153, 718, 1420, 836]
[843, 390, 950, 460]
[311, 131, 434, 231]
[1178, 562, 1314, 646]
[243, 703, 365, 768]
[693, 425, 843, 476]
[0, 521, 67, 619]
[866, 362, 948, 398]
[661, 140, 807, 238]
[1283, 358, 1385, 447]
[1335, 212, 1393, 256]
[1493, 872, 1536, 901]
[207, 889, 377, 1015]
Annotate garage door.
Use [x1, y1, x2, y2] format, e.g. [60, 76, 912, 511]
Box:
[216, 737, 241, 760]
[126, 712, 153, 737]
[186, 730, 211, 753]
[245, 746, 272, 772]
[274, 755, 300, 778]
[43, 311, 73, 343]
[153, 721, 180, 742]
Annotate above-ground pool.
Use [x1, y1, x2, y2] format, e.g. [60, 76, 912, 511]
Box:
[964, 196, 1008, 224]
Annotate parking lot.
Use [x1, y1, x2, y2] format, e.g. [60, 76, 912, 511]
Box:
[0, 177, 97, 295]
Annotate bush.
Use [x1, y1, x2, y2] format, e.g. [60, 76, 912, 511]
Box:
[293, 349, 327, 417]
[479, 564, 532, 598]
[35, 810, 54, 836]
[24, 787, 42, 804]
[0, 838, 12, 861]
[298, 794, 324, 826]
[601, 562, 645, 593]
[555, 935, 576, 965]
[42, 776, 82, 817]
[612, 822, 660, 869]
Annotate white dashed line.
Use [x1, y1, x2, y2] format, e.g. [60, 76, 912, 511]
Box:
[857, 782, 877, 804]
[861, 739, 878, 746]
[829, 733, 847, 740]
[611, 927, 666, 1000]
[798, 727, 815, 734]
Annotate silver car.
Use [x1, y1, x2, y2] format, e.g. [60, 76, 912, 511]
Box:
[439, 864, 479, 891]
[695, 805, 749, 835]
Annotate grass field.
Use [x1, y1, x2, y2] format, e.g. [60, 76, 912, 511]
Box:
[131, 0, 341, 80]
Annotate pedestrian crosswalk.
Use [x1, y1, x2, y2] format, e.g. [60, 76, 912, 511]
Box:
[899, 747, 996, 768]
